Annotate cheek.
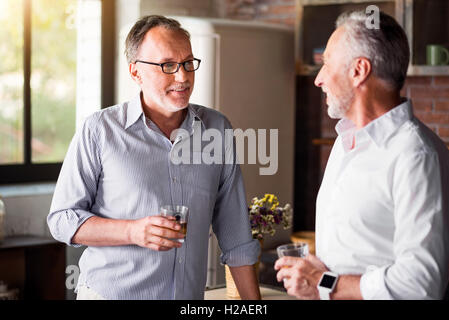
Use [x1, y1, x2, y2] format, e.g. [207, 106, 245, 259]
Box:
[142, 75, 168, 92]
[328, 72, 347, 95]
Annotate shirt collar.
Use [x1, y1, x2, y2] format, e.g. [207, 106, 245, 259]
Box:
[125, 93, 145, 130]
[363, 98, 413, 148]
[335, 118, 357, 152]
[335, 98, 413, 151]
[125, 92, 205, 133]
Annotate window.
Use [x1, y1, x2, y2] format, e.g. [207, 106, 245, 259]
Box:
[0, 0, 111, 184]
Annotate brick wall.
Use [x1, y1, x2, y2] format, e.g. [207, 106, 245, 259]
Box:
[403, 76, 449, 143]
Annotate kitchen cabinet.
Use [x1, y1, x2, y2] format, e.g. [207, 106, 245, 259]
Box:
[0, 236, 66, 299]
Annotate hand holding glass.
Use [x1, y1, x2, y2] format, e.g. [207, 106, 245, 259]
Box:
[276, 243, 309, 282]
[160, 205, 189, 243]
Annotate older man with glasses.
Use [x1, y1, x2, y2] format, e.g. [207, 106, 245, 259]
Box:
[47, 15, 261, 300]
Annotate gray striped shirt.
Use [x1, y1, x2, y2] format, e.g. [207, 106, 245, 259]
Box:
[47, 93, 260, 300]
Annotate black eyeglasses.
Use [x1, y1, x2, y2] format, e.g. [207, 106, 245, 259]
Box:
[134, 58, 201, 74]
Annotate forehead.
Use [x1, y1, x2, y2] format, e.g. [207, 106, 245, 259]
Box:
[323, 26, 346, 60]
[138, 26, 192, 60]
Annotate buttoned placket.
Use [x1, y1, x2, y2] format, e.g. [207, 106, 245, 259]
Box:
[144, 115, 188, 298]
[144, 112, 202, 299]
[169, 133, 187, 299]
[171, 118, 203, 299]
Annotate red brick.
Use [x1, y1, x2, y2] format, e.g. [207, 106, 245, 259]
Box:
[410, 87, 449, 99]
[439, 126, 449, 138]
[414, 112, 449, 125]
[434, 76, 449, 87]
[412, 99, 433, 112]
[435, 100, 449, 112]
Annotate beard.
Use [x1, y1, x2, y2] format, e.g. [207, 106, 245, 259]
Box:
[325, 87, 354, 119]
[165, 82, 193, 111]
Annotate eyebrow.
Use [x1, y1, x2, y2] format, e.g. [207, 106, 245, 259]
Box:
[159, 54, 194, 63]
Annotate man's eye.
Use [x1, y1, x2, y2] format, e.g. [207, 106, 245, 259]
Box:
[164, 63, 177, 69]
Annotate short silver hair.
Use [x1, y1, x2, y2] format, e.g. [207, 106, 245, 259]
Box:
[125, 15, 190, 64]
[336, 10, 410, 91]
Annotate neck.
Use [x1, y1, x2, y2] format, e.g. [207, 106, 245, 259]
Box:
[346, 85, 402, 129]
[141, 93, 188, 139]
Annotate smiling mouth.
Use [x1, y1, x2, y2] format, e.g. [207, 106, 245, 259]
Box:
[167, 87, 190, 95]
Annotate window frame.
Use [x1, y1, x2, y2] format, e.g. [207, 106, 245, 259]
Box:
[0, 0, 115, 184]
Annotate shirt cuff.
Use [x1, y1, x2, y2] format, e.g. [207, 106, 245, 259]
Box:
[360, 265, 394, 300]
[47, 208, 95, 247]
[220, 238, 261, 267]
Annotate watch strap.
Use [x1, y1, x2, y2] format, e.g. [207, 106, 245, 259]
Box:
[318, 287, 331, 300]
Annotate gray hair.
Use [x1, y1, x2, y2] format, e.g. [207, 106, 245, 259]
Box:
[336, 10, 410, 91]
[125, 15, 190, 64]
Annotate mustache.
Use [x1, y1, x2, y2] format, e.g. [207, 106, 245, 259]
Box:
[167, 82, 191, 91]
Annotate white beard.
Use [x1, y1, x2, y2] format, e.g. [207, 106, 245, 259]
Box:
[326, 89, 354, 119]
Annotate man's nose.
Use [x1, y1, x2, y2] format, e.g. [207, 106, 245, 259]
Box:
[314, 69, 323, 88]
[174, 64, 189, 82]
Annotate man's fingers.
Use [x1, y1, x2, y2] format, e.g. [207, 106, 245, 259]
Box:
[148, 225, 185, 239]
[150, 216, 181, 231]
[276, 266, 293, 283]
[145, 234, 182, 249]
[274, 256, 303, 270]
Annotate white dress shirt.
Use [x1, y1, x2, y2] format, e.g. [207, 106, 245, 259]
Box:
[316, 99, 449, 299]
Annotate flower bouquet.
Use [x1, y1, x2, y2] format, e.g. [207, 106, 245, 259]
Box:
[249, 194, 293, 240]
[225, 194, 293, 299]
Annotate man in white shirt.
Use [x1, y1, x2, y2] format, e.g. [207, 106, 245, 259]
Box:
[275, 10, 449, 299]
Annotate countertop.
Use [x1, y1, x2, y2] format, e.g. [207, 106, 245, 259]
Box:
[205, 285, 297, 300]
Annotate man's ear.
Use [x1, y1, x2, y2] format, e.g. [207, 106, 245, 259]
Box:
[351, 57, 371, 88]
[129, 63, 142, 85]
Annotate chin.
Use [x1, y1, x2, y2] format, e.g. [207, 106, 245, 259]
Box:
[167, 102, 189, 112]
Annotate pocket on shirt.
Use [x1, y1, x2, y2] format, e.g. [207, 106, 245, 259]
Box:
[181, 152, 222, 196]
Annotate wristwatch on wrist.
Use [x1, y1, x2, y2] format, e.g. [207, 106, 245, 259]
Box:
[317, 271, 339, 300]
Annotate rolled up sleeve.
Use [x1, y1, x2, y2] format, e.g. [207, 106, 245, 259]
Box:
[47, 209, 95, 247]
[360, 265, 394, 300]
[47, 115, 102, 247]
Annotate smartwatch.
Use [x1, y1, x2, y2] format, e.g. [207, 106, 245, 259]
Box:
[317, 271, 339, 300]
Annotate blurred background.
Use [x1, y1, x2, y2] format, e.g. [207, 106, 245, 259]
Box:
[0, 0, 448, 300]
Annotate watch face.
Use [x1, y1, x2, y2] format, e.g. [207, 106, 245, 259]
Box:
[320, 274, 336, 289]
